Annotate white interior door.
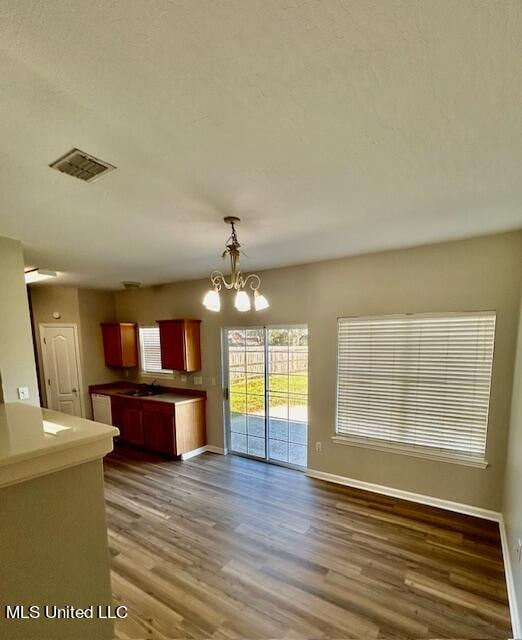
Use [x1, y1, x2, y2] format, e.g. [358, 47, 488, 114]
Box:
[40, 325, 83, 416]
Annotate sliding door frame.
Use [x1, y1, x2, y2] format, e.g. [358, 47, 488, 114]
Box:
[222, 324, 309, 471]
[222, 325, 266, 462]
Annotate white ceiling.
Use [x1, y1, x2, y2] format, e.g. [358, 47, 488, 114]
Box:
[1, 1, 521, 289]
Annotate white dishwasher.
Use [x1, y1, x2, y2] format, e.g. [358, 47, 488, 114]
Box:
[91, 393, 113, 425]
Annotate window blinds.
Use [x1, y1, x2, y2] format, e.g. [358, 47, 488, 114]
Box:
[336, 312, 496, 460]
[138, 327, 171, 373]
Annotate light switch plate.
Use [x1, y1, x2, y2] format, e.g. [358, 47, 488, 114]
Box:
[17, 386, 30, 400]
[181, 375, 187, 383]
[193, 376, 203, 385]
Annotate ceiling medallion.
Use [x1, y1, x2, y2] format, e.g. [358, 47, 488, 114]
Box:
[203, 217, 269, 313]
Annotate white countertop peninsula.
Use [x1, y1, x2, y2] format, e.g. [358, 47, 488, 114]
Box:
[0, 402, 118, 640]
[0, 402, 119, 488]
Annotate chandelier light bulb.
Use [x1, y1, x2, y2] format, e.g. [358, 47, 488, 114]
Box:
[203, 289, 220, 312]
[235, 290, 251, 312]
[254, 290, 269, 311]
[254, 289, 270, 311]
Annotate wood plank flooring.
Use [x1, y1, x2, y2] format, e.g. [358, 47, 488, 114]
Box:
[104, 447, 511, 639]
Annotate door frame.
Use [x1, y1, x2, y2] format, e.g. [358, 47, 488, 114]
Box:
[39, 323, 85, 417]
[222, 324, 309, 470]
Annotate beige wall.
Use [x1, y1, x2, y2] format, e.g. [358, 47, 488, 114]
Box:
[0, 236, 39, 405]
[503, 291, 522, 622]
[30, 286, 119, 418]
[115, 231, 522, 511]
[77, 289, 120, 418]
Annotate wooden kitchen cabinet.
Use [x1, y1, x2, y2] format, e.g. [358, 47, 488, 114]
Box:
[91, 387, 207, 458]
[175, 399, 206, 454]
[101, 322, 138, 368]
[142, 401, 175, 455]
[122, 398, 144, 445]
[157, 319, 201, 372]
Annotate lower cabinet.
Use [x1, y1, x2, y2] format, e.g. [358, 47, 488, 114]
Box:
[142, 401, 176, 455]
[123, 407, 144, 446]
[108, 394, 205, 457]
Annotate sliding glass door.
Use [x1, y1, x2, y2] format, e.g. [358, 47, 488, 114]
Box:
[227, 327, 266, 459]
[267, 326, 308, 467]
[224, 325, 308, 468]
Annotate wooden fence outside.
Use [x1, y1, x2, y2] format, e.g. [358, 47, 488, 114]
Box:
[228, 346, 307, 375]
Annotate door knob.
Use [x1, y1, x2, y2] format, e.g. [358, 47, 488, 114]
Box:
[72, 388, 78, 393]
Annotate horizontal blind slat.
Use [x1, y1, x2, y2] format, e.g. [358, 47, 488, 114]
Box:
[336, 312, 495, 460]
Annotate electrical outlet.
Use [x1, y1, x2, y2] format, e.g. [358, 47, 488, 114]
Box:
[315, 441, 322, 453]
[193, 376, 203, 385]
[211, 377, 216, 386]
[17, 386, 30, 400]
[517, 539, 522, 563]
[181, 375, 187, 383]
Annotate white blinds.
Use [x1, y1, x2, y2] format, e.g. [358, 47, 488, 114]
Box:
[138, 327, 171, 373]
[336, 312, 496, 460]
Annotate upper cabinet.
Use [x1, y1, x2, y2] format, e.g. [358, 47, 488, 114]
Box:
[101, 322, 138, 368]
[157, 319, 201, 372]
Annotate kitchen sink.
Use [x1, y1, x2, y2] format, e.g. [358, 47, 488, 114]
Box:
[118, 389, 163, 397]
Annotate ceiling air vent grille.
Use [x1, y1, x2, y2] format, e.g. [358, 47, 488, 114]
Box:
[49, 148, 115, 182]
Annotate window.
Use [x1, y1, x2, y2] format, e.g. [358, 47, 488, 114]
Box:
[335, 312, 496, 464]
[138, 326, 172, 374]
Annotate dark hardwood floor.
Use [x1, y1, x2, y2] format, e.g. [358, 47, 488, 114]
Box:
[104, 447, 511, 639]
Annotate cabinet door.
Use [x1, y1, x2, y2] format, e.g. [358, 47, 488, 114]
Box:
[119, 325, 138, 368]
[102, 324, 122, 366]
[143, 410, 175, 455]
[123, 407, 144, 445]
[183, 321, 202, 372]
[159, 321, 185, 370]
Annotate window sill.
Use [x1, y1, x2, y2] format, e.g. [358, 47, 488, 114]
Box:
[331, 435, 488, 468]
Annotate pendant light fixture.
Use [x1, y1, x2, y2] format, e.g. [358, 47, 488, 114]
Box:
[203, 217, 269, 312]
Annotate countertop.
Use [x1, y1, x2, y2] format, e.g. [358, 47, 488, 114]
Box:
[90, 383, 206, 405]
[0, 403, 119, 489]
[139, 392, 204, 405]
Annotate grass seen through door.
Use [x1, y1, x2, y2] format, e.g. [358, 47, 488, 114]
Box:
[230, 373, 308, 413]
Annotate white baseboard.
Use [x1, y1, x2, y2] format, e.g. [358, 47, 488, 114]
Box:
[499, 516, 521, 638]
[181, 445, 228, 460]
[305, 468, 502, 521]
[306, 468, 522, 635]
[180, 446, 207, 460]
[205, 445, 228, 455]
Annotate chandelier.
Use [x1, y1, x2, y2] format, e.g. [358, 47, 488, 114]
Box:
[203, 217, 269, 312]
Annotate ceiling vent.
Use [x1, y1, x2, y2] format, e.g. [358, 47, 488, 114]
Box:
[49, 148, 115, 183]
[122, 281, 141, 289]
